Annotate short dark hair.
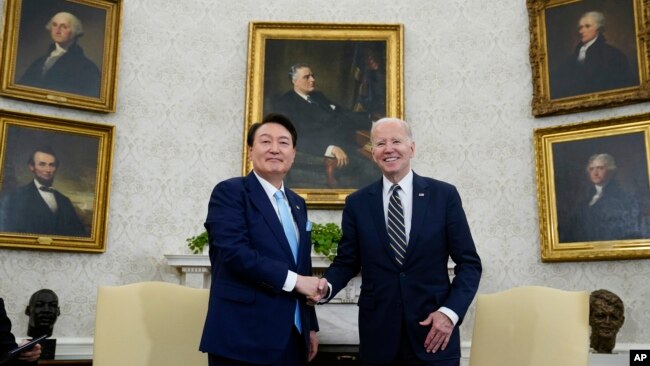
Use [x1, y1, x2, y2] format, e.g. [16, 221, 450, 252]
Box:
[247, 113, 297, 147]
[28, 145, 59, 167]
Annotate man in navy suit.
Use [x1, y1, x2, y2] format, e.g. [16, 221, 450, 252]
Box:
[0, 146, 87, 237]
[199, 113, 324, 365]
[317, 118, 482, 366]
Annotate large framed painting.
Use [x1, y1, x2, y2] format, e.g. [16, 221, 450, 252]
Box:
[243, 22, 404, 208]
[0, 0, 122, 112]
[527, 0, 650, 116]
[0, 109, 114, 252]
[534, 113, 650, 261]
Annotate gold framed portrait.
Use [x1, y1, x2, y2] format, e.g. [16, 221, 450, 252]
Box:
[534, 113, 650, 261]
[243, 22, 404, 209]
[0, 0, 122, 112]
[0, 109, 114, 252]
[527, 0, 650, 116]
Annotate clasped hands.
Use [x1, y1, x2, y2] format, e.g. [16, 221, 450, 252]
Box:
[295, 275, 329, 305]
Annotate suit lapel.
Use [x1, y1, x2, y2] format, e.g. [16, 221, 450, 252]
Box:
[366, 180, 400, 266]
[245, 173, 296, 266]
[405, 173, 430, 265]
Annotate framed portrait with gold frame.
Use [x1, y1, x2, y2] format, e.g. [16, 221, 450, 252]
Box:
[534, 113, 650, 262]
[0, 109, 114, 253]
[0, 0, 122, 112]
[243, 22, 404, 209]
[527, 0, 650, 117]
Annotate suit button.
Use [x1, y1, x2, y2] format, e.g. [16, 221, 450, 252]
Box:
[400, 272, 406, 277]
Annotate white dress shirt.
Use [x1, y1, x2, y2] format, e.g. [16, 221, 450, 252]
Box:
[253, 172, 300, 292]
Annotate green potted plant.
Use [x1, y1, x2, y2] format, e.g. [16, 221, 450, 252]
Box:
[311, 222, 342, 261]
[186, 230, 208, 254]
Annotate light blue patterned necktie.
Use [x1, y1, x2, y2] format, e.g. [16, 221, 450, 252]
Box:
[273, 190, 301, 332]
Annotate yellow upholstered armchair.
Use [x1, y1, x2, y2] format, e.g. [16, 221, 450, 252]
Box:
[469, 286, 589, 366]
[93, 281, 209, 366]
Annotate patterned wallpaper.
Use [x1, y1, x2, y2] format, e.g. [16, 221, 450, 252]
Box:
[0, 0, 649, 346]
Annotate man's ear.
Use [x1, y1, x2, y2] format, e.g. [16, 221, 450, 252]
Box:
[25, 306, 31, 316]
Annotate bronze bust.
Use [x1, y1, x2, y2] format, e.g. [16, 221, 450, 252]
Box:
[589, 289, 625, 353]
[25, 289, 60, 338]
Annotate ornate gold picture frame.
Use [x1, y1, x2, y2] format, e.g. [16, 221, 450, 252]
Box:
[527, 0, 649, 116]
[0, 0, 122, 112]
[534, 113, 650, 261]
[0, 109, 114, 252]
[243, 22, 404, 208]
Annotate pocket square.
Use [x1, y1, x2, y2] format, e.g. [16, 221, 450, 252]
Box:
[306, 221, 312, 231]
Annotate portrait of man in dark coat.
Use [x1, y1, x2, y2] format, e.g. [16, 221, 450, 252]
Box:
[548, 8, 638, 99]
[17, 10, 100, 97]
[0, 145, 87, 237]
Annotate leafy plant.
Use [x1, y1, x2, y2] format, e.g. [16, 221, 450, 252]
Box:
[311, 222, 342, 261]
[186, 230, 208, 254]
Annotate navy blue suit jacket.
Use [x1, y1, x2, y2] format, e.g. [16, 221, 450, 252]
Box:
[199, 173, 318, 364]
[324, 172, 482, 363]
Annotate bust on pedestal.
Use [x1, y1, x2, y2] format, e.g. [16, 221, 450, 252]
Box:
[25, 289, 60, 360]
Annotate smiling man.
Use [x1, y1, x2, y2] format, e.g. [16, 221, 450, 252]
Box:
[200, 113, 324, 366]
[316, 118, 482, 366]
[551, 10, 635, 98]
[0, 145, 87, 237]
[18, 11, 100, 97]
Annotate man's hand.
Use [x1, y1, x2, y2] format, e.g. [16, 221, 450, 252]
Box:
[308, 330, 319, 361]
[295, 275, 321, 297]
[17, 341, 41, 362]
[306, 278, 329, 305]
[330, 146, 349, 168]
[419, 310, 453, 353]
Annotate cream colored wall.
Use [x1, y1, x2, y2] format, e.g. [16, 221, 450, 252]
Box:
[1, 0, 649, 346]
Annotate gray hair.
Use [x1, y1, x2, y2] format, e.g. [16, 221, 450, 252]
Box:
[46, 12, 84, 39]
[587, 153, 617, 172]
[581, 11, 605, 31]
[288, 63, 311, 82]
[370, 118, 413, 144]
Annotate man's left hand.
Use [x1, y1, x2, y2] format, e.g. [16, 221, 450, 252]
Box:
[419, 310, 453, 353]
[308, 330, 319, 361]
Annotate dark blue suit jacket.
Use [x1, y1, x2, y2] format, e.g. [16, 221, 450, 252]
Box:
[324, 172, 482, 363]
[199, 173, 318, 364]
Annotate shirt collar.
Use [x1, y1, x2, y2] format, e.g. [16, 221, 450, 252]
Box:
[253, 171, 286, 200]
[382, 170, 413, 197]
[34, 179, 54, 192]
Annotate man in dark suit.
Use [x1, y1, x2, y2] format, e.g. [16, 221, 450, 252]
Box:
[0, 146, 87, 237]
[273, 64, 378, 189]
[551, 11, 635, 99]
[1, 298, 42, 366]
[560, 153, 641, 243]
[18, 11, 100, 97]
[199, 113, 324, 365]
[315, 118, 482, 366]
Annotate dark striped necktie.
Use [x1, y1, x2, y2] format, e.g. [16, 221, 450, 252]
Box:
[387, 184, 407, 265]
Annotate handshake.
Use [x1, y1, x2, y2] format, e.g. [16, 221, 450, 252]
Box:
[296, 275, 329, 306]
